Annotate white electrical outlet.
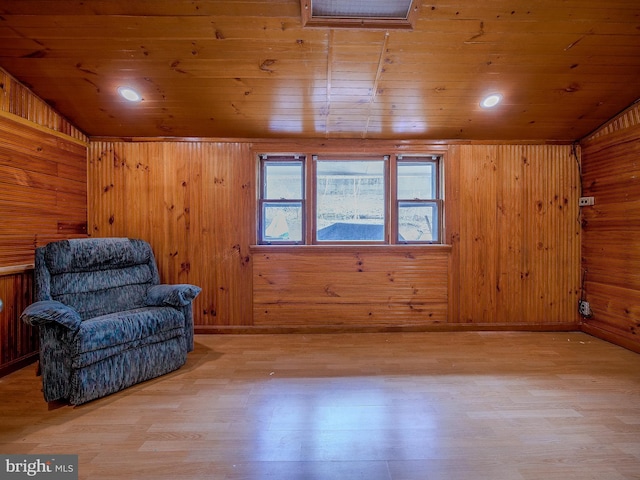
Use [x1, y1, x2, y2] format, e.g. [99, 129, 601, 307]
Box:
[579, 300, 592, 317]
[579, 196, 595, 206]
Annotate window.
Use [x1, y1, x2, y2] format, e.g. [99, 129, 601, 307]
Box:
[259, 155, 305, 244]
[396, 156, 441, 243]
[258, 153, 443, 245]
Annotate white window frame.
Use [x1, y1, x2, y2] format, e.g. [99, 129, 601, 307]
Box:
[257, 152, 444, 245]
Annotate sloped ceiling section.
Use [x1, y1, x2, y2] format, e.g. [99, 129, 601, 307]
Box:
[0, 0, 639, 140]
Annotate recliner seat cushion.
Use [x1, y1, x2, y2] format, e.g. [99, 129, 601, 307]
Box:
[71, 307, 185, 369]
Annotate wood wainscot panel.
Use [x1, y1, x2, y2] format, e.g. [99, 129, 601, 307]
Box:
[0, 265, 37, 376]
[251, 245, 450, 328]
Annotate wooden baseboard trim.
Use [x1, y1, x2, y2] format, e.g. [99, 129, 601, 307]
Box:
[581, 323, 640, 354]
[195, 323, 579, 335]
[0, 352, 38, 378]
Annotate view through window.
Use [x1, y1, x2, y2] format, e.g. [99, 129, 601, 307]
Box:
[316, 158, 386, 242]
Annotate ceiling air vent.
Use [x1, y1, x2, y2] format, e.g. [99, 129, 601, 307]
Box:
[301, 0, 419, 29]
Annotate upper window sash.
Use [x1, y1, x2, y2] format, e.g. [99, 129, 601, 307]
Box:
[260, 155, 305, 200]
[396, 155, 440, 201]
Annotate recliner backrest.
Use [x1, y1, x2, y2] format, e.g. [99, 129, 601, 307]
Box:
[34, 238, 161, 320]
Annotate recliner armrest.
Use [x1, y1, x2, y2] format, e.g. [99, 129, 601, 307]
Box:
[21, 300, 82, 332]
[146, 284, 202, 308]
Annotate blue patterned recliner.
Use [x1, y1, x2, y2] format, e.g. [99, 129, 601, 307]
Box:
[21, 237, 201, 405]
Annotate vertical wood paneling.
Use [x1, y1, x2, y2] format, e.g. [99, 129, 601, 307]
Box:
[496, 144, 524, 324]
[87, 140, 255, 329]
[445, 145, 461, 323]
[459, 145, 498, 322]
[0, 68, 87, 142]
[458, 144, 580, 326]
[586, 103, 640, 141]
[188, 142, 255, 327]
[0, 268, 36, 376]
[581, 103, 640, 352]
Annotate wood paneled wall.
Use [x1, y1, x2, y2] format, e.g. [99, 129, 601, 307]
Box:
[87, 140, 255, 328]
[252, 246, 450, 329]
[0, 68, 88, 266]
[0, 266, 34, 376]
[88, 139, 581, 332]
[580, 103, 640, 352]
[456, 144, 581, 327]
[0, 116, 88, 265]
[0, 67, 88, 375]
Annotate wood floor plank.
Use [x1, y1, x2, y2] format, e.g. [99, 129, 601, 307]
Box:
[0, 331, 639, 480]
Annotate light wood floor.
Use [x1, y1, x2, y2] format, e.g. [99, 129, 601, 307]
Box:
[1, 331, 640, 480]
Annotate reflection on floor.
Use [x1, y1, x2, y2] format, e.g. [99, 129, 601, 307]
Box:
[1, 331, 639, 479]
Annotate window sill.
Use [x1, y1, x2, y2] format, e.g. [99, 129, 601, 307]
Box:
[250, 244, 452, 254]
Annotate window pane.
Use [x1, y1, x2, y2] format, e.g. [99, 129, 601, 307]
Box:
[398, 201, 438, 242]
[397, 161, 435, 199]
[264, 162, 303, 199]
[262, 202, 303, 242]
[316, 160, 385, 241]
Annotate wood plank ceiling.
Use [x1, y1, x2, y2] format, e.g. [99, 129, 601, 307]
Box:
[0, 0, 639, 141]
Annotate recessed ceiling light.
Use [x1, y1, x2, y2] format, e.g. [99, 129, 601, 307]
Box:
[480, 93, 503, 108]
[117, 86, 142, 102]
